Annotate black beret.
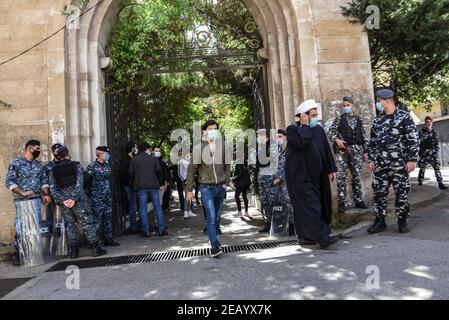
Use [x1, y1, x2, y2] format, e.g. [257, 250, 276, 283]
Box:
[343, 96, 354, 104]
[376, 89, 395, 99]
[277, 129, 286, 136]
[96, 146, 110, 153]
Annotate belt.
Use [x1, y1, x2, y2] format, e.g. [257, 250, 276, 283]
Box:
[15, 196, 40, 202]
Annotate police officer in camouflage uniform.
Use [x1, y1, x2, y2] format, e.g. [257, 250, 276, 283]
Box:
[86, 146, 120, 246]
[274, 129, 295, 234]
[328, 96, 369, 213]
[367, 89, 419, 234]
[49, 146, 107, 259]
[5, 140, 52, 266]
[417, 116, 447, 190]
[255, 129, 279, 233]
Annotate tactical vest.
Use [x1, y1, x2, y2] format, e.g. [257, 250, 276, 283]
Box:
[52, 160, 79, 188]
[338, 115, 363, 145]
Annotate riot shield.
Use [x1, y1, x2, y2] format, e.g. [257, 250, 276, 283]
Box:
[40, 204, 54, 256]
[15, 199, 45, 267]
[269, 188, 289, 237]
[51, 205, 68, 256]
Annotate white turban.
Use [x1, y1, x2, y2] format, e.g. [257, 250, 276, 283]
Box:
[295, 99, 319, 116]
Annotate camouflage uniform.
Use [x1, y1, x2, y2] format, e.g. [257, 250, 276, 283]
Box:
[49, 161, 98, 246]
[86, 160, 113, 239]
[5, 156, 49, 249]
[328, 113, 369, 205]
[368, 109, 419, 219]
[275, 149, 294, 223]
[418, 127, 443, 183]
[256, 142, 279, 224]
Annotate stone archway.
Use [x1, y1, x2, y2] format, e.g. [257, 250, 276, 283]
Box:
[65, 0, 322, 164]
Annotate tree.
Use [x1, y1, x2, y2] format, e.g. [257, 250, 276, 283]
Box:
[342, 0, 449, 108]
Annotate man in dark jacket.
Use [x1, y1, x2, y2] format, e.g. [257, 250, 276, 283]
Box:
[129, 142, 167, 237]
[286, 99, 339, 249]
[119, 142, 139, 233]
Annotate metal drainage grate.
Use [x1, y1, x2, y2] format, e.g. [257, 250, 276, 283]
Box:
[45, 240, 297, 272]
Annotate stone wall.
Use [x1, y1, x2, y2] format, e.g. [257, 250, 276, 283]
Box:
[0, 0, 69, 243]
[0, 0, 375, 244]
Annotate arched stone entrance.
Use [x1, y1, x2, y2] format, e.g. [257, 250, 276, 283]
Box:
[65, 0, 329, 164]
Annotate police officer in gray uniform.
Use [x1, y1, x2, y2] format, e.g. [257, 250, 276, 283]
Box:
[49, 146, 107, 259]
[5, 140, 52, 266]
[417, 116, 447, 190]
[367, 89, 419, 234]
[328, 96, 369, 213]
[86, 146, 120, 246]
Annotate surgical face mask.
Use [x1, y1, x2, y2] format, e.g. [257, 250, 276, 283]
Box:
[376, 102, 385, 113]
[343, 107, 353, 114]
[105, 154, 111, 162]
[309, 118, 320, 128]
[154, 152, 161, 158]
[207, 129, 219, 141]
[276, 138, 284, 146]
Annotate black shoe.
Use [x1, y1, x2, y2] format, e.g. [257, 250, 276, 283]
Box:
[141, 231, 151, 238]
[319, 235, 339, 249]
[297, 237, 317, 246]
[12, 251, 21, 266]
[367, 216, 387, 234]
[355, 201, 368, 209]
[158, 230, 169, 237]
[104, 238, 120, 247]
[288, 223, 296, 236]
[418, 181, 423, 186]
[439, 182, 448, 190]
[211, 247, 223, 258]
[69, 246, 79, 259]
[338, 203, 345, 213]
[398, 219, 409, 233]
[258, 223, 271, 233]
[90, 242, 107, 257]
[216, 227, 222, 235]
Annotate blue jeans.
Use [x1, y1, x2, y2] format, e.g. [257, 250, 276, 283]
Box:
[124, 186, 138, 232]
[200, 184, 225, 249]
[138, 189, 166, 233]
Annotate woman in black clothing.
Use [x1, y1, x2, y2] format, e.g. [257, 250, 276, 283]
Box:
[232, 162, 251, 218]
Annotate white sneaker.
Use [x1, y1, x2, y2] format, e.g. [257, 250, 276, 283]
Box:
[188, 211, 197, 218]
[184, 211, 189, 219]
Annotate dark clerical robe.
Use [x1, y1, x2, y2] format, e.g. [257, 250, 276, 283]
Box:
[285, 122, 337, 241]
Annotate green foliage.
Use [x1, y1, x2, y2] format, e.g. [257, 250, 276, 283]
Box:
[106, 0, 261, 151]
[342, 0, 449, 109]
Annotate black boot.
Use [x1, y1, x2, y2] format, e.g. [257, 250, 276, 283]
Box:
[398, 218, 409, 233]
[338, 202, 345, 213]
[258, 222, 271, 233]
[69, 246, 79, 259]
[439, 182, 448, 190]
[297, 236, 317, 246]
[418, 181, 423, 186]
[319, 235, 339, 249]
[288, 223, 296, 236]
[367, 216, 387, 234]
[104, 238, 120, 247]
[355, 201, 368, 209]
[12, 250, 21, 266]
[90, 242, 107, 257]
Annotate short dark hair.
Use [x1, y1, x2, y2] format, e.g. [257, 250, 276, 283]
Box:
[25, 140, 40, 149]
[140, 142, 151, 152]
[126, 142, 136, 154]
[202, 119, 219, 131]
[153, 145, 161, 150]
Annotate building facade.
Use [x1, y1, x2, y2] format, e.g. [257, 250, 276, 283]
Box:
[0, 0, 376, 243]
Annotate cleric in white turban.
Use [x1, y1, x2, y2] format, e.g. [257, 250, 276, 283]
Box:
[285, 99, 340, 249]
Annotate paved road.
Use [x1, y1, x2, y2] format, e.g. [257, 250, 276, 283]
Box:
[2, 170, 449, 300]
